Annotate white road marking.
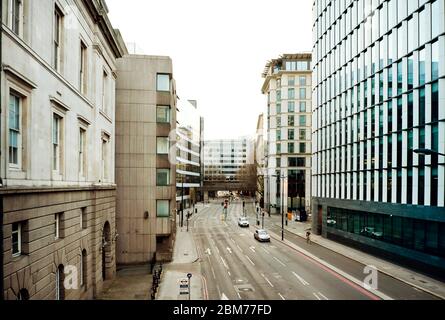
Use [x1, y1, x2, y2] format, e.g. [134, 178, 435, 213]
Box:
[262, 248, 270, 254]
[313, 292, 322, 300]
[278, 293, 286, 300]
[261, 273, 274, 288]
[246, 256, 255, 266]
[228, 271, 231, 277]
[273, 256, 286, 267]
[292, 272, 310, 286]
[249, 246, 256, 253]
[220, 257, 229, 269]
[230, 238, 236, 243]
[237, 292, 242, 299]
[318, 292, 329, 300]
[227, 247, 232, 254]
[215, 246, 220, 254]
[205, 248, 212, 255]
[221, 293, 229, 300]
[211, 267, 216, 279]
[217, 285, 222, 297]
[236, 244, 243, 252]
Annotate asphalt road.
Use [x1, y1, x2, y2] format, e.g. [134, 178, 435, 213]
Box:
[190, 200, 438, 300]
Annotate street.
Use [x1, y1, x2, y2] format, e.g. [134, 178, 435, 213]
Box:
[187, 200, 439, 300]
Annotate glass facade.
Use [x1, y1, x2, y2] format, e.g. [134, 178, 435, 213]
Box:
[312, 0, 445, 266]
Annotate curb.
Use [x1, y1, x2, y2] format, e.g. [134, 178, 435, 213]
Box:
[273, 222, 445, 300]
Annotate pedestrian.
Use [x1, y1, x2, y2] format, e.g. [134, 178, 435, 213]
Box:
[306, 231, 311, 244]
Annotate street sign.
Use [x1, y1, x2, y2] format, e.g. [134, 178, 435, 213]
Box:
[179, 278, 189, 295]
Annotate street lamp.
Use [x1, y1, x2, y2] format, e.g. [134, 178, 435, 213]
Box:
[271, 173, 287, 241]
[413, 148, 445, 157]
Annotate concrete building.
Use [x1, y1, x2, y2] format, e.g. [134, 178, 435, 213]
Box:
[115, 55, 177, 265]
[262, 54, 312, 215]
[311, 0, 445, 273]
[1, 0, 126, 299]
[176, 99, 203, 224]
[203, 138, 255, 197]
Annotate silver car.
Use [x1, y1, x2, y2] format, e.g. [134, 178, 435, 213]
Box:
[254, 229, 271, 242]
[238, 217, 249, 227]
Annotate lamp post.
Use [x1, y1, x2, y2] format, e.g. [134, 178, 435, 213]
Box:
[271, 173, 286, 241]
[181, 176, 185, 228]
[413, 148, 445, 157]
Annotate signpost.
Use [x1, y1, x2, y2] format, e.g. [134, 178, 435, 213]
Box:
[179, 278, 189, 297]
[187, 273, 192, 300]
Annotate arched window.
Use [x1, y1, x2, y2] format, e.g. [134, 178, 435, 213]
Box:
[17, 288, 29, 300]
[81, 249, 87, 288]
[56, 264, 64, 300]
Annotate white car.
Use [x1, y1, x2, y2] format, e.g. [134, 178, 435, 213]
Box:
[254, 229, 271, 242]
[238, 217, 249, 227]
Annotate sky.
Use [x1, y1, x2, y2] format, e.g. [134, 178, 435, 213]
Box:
[106, 0, 313, 140]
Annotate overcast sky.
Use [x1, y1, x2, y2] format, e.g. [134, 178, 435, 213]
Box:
[107, 0, 313, 140]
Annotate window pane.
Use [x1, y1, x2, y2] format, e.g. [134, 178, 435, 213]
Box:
[156, 106, 171, 123]
[156, 200, 170, 217]
[157, 137, 169, 154]
[288, 101, 295, 112]
[157, 74, 170, 91]
[432, 41, 439, 81]
[157, 169, 170, 186]
[300, 101, 306, 112]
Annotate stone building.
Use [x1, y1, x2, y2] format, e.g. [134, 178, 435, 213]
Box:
[1, 0, 126, 299]
[261, 53, 313, 215]
[115, 55, 177, 265]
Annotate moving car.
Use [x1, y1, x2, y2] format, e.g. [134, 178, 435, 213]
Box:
[238, 217, 249, 227]
[254, 229, 271, 242]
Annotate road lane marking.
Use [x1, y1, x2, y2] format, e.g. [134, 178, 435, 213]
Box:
[211, 267, 216, 279]
[278, 293, 286, 300]
[273, 256, 286, 267]
[228, 271, 231, 277]
[262, 248, 270, 254]
[215, 246, 220, 254]
[261, 273, 274, 288]
[220, 257, 229, 269]
[318, 292, 329, 300]
[249, 246, 256, 253]
[217, 285, 222, 298]
[236, 244, 243, 252]
[292, 272, 310, 286]
[227, 247, 233, 254]
[237, 292, 242, 299]
[205, 248, 212, 255]
[246, 256, 255, 266]
[313, 292, 322, 300]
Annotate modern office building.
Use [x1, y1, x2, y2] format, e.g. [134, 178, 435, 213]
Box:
[115, 55, 177, 265]
[1, 0, 126, 299]
[176, 99, 203, 222]
[311, 0, 445, 272]
[203, 138, 255, 197]
[262, 54, 313, 215]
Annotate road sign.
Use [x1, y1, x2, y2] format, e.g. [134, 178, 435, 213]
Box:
[187, 273, 192, 279]
[179, 278, 189, 295]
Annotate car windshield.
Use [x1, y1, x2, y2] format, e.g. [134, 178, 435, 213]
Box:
[259, 230, 267, 235]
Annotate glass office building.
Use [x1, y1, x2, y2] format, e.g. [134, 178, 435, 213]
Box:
[311, 0, 445, 272]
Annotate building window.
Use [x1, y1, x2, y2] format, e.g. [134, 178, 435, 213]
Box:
[276, 90, 281, 102]
[288, 76, 295, 86]
[276, 130, 281, 141]
[157, 137, 169, 154]
[80, 207, 87, 230]
[17, 289, 29, 300]
[299, 101, 306, 112]
[9, 0, 22, 36]
[288, 101, 295, 112]
[300, 115, 307, 126]
[79, 128, 86, 176]
[101, 137, 109, 181]
[277, 103, 281, 114]
[52, 114, 62, 172]
[53, 6, 63, 71]
[157, 74, 170, 92]
[156, 105, 171, 123]
[277, 116, 281, 127]
[156, 200, 170, 217]
[157, 169, 170, 186]
[288, 142, 295, 153]
[80, 250, 87, 288]
[299, 129, 306, 140]
[79, 41, 87, 94]
[299, 143, 306, 153]
[102, 71, 108, 112]
[12, 222, 22, 257]
[288, 115, 295, 126]
[299, 88, 306, 99]
[9, 93, 21, 166]
[299, 76, 306, 86]
[54, 213, 63, 240]
[288, 129, 295, 140]
[56, 265, 65, 300]
[297, 157, 306, 167]
[288, 88, 295, 99]
[276, 143, 281, 154]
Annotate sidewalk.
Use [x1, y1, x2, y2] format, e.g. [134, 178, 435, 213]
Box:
[156, 228, 206, 300]
[265, 213, 445, 299]
[98, 265, 153, 300]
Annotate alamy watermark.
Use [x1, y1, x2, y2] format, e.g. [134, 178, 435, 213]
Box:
[363, 265, 378, 290]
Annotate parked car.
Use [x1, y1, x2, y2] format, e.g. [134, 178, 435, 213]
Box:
[327, 219, 336, 226]
[238, 217, 249, 227]
[254, 229, 271, 242]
